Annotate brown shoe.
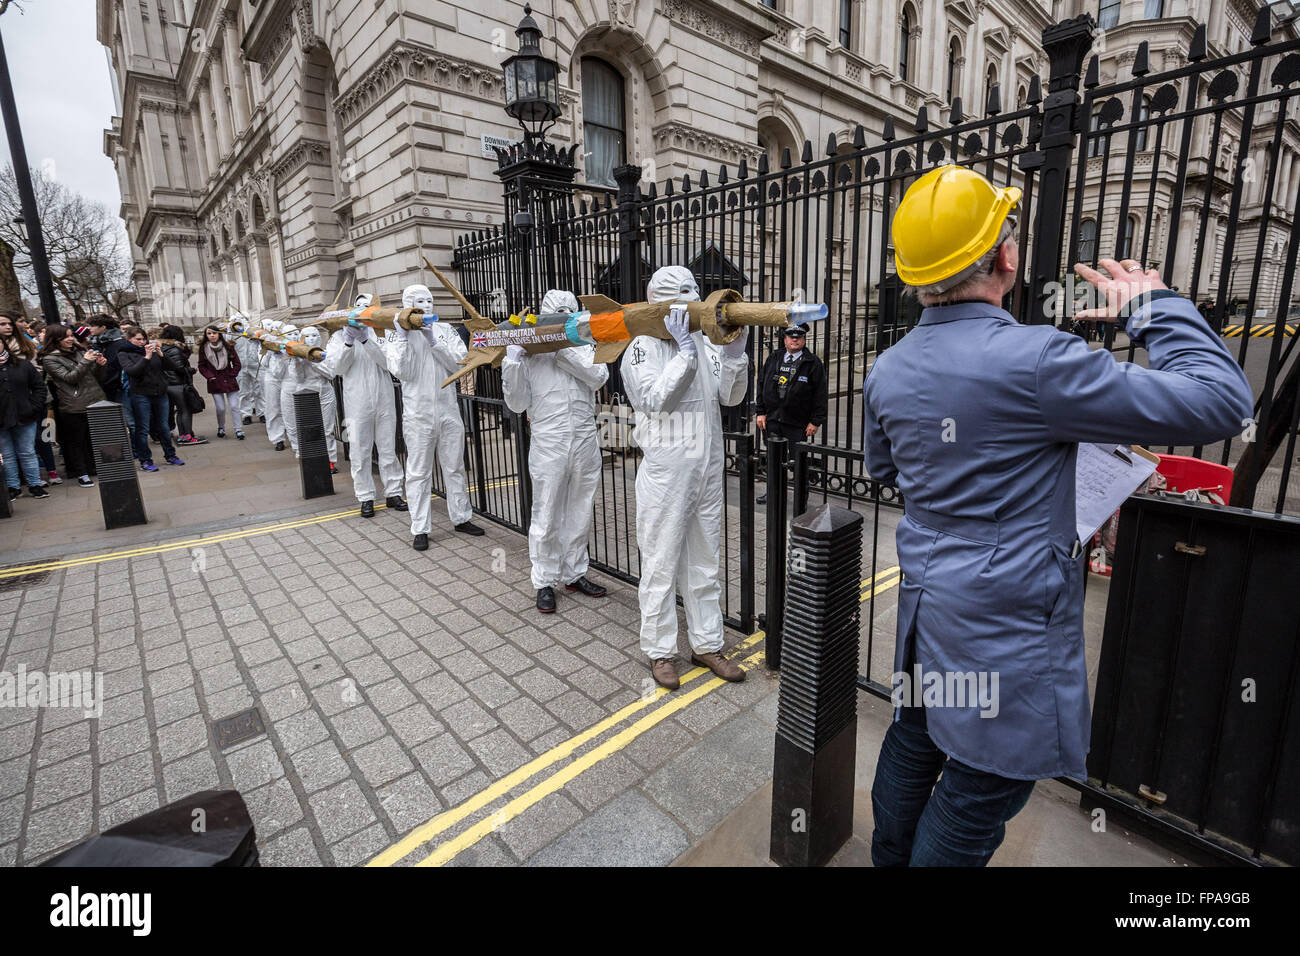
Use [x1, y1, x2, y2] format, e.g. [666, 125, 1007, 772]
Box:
[691, 651, 746, 683]
[651, 658, 680, 691]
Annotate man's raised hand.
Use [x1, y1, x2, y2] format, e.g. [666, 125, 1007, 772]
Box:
[1073, 258, 1166, 322]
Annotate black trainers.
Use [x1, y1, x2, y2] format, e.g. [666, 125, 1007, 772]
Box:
[386, 496, 409, 512]
[360, 500, 375, 518]
[258, 414, 266, 423]
[6, 487, 18, 501]
[565, 576, 607, 598]
[243, 415, 253, 425]
[536, 587, 557, 613]
[454, 521, 485, 536]
[30, 485, 49, 499]
[413, 533, 429, 551]
[756, 494, 767, 505]
[275, 440, 285, 451]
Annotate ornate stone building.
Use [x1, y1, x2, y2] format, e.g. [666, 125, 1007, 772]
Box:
[98, 0, 1057, 323]
[1052, 0, 1300, 309]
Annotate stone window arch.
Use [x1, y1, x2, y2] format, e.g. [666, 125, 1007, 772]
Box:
[899, 3, 920, 84]
[1078, 218, 1098, 263]
[947, 36, 963, 104]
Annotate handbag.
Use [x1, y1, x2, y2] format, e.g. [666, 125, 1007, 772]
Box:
[184, 384, 206, 414]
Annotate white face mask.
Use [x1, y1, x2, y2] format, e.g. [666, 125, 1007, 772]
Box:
[403, 285, 434, 314]
[301, 327, 322, 348]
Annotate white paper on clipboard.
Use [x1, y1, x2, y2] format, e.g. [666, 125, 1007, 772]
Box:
[1075, 444, 1159, 544]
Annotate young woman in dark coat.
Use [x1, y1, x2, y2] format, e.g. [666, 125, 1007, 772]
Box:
[196, 325, 244, 439]
[118, 328, 184, 472]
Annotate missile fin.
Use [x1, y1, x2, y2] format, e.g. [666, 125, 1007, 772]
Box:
[593, 340, 632, 365]
[579, 294, 622, 314]
[441, 346, 504, 388]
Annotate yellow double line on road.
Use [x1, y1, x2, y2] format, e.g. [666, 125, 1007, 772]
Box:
[0, 479, 523, 581]
[370, 566, 906, 867]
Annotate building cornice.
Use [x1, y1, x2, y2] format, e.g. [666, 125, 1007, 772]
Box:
[333, 41, 508, 130]
[661, 0, 779, 60]
[652, 119, 762, 166]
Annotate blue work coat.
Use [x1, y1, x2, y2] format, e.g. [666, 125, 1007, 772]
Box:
[863, 294, 1253, 780]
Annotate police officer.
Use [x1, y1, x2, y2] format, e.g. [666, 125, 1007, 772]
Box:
[754, 322, 827, 505]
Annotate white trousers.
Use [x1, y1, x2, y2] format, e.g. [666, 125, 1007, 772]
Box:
[403, 414, 472, 535]
[347, 410, 404, 503]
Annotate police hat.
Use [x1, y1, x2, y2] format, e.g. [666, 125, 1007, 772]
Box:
[782, 323, 810, 336]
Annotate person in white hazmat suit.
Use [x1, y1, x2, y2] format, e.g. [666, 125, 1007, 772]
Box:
[386, 283, 484, 551]
[230, 313, 263, 423]
[280, 325, 338, 471]
[260, 319, 289, 450]
[501, 288, 610, 614]
[323, 294, 408, 519]
[621, 266, 751, 690]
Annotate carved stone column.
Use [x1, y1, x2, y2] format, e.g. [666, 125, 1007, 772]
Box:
[209, 53, 233, 158]
[222, 14, 250, 134]
[197, 82, 220, 177]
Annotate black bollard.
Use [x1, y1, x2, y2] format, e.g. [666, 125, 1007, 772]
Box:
[86, 400, 147, 529]
[294, 390, 334, 499]
[769, 503, 863, 867]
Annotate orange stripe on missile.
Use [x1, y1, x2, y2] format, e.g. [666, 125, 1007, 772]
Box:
[589, 310, 628, 343]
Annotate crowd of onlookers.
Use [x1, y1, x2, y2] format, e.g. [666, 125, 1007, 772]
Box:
[0, 313, 244, 500]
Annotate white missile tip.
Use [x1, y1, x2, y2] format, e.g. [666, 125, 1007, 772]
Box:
[789, 302, 828, 322]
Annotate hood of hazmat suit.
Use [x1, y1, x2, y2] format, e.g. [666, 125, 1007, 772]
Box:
[619, 265, 749, 659]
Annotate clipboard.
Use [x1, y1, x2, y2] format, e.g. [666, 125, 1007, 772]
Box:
[1075, 443, 1160, 545]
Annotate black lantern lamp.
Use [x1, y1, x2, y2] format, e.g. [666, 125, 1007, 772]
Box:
[502, 3, 561, 145]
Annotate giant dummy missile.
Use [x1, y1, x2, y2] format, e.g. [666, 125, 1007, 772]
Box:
[310, 291, 468, 335]
[221, 316, 324, 362]
[420, 255, 828, 387]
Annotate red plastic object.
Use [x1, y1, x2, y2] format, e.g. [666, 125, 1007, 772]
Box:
[1155, 453, 1234, 504]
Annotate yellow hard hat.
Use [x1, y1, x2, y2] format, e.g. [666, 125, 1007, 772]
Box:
[892, 165, 1021, 291]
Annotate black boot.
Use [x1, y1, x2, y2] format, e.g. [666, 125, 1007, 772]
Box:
[413, 533, 429, 551]
[243, 415, 253, 425]
[536, 587, 556, 613]
[275, 440, 285, 451]
[258, 414, 266, 423]
[360, 500, 375, 518]
[565, 576, 607, 598]
[454, 521, 485, 536]
[386, 495, 409, 512]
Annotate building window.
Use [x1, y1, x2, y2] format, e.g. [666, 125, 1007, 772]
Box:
[1120, 215, 1139, 259]
[1088, 108, 1105, 158]
[1099, 0, 1121, 29]
[840, 0, 852, 49]
[1134, 96, 1151, 151]
[1078, 218, 1098, 263]
[985, 63, 998, 111]
[899, 5, 913, 82]
[581, 57, 626, 189]
[1144, 0, 1165, 17]
[947, 38, 960, 103]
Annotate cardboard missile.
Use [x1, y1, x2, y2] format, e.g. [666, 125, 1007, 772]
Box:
[420, 254, 827, 387]
[259, 338, 323, 362]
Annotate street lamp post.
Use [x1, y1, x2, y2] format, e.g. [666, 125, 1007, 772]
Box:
[502, 4, 561, 148]
[0, 26, 59, 322]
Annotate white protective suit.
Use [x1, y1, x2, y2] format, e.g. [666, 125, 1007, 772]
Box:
[386, 284, 473, 534]
[281, 325, 338, 462]
[231, 313, 262, 417]
[259, 320, 288, 444]
[620, 266, 749, 660]
[501, 289, 609, 589]
[322, 299, 404, 503]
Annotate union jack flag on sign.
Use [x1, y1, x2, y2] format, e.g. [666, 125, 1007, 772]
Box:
[471, 332, 488, 348]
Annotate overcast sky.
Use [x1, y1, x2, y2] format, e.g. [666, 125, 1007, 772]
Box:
[0, 0, 124, 219]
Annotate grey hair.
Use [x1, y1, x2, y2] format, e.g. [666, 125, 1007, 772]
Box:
[912, 221, 1017, 307]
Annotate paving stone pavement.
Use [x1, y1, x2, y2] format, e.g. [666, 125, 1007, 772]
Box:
[0, 498, 791, 866]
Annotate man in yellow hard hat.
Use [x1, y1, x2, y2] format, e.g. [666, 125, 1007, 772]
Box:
[863, 164, 1252, 866]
